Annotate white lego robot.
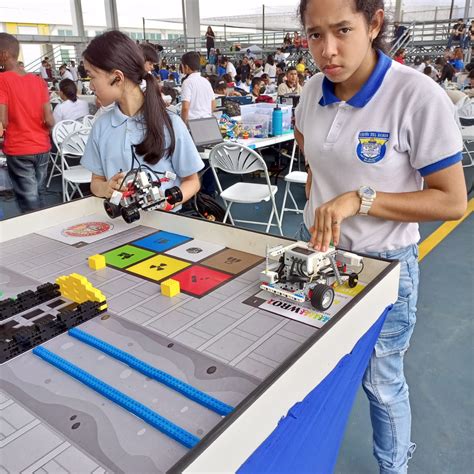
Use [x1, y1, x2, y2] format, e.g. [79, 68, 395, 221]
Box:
[259, 241, 364, 311]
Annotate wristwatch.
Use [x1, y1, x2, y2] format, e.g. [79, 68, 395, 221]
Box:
[358, 185, 376, 215]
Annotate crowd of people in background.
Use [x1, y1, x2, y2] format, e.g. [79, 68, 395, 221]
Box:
[2, 18, 474, 211]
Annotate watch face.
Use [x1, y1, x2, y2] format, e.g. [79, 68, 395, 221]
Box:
[361, 186, 376, 198]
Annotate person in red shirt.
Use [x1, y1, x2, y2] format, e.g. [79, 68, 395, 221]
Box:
[0, 33, 54, 212]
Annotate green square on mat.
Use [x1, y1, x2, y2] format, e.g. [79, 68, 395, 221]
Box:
[102, 245, 155, 269]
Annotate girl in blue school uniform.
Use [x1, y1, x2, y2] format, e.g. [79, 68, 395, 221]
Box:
[294, 0, 467, 472]
[81, 31, 203, 205]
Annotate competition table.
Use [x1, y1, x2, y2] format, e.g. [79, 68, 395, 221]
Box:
[0, 198, 399, 473]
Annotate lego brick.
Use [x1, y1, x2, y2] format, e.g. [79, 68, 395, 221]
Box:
[33, 346, 200, 449]
[69, 327, 234, 416]
[161, 279, 180, 298]
[88, 254, 106, 271]
[55, 274, 106, 307]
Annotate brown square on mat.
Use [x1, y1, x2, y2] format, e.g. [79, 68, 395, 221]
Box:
[200, 248, 263, 275]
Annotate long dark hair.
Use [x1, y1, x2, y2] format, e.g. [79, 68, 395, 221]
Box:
[298, 0, 387, 52]
[83, 30, 175, 165]
[59, 78, 78, 102]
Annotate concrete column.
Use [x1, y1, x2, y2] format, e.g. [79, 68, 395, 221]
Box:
[464, 0, 471, 19]
[104, 0, 119, 30]
[394, 0, 402, 22]
[70, 0, 85, 37]
[184, 0, 201, 50]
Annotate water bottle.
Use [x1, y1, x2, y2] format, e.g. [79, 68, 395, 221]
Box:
[272, 104, 283, 136]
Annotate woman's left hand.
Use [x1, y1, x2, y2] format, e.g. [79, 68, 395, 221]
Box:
[309, 191, 360, 251]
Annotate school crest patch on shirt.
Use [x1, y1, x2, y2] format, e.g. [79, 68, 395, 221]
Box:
[356, 131, 390, 164]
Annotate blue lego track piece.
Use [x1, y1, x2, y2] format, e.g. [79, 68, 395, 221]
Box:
[68, 327, 234, 417]
[32, 346, 200, 449]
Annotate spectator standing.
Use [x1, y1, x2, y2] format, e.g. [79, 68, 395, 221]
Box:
[180, 51, 215, 123]
[264, 54, 277, 82]
[78, 60, 87, 79]
[39, 60, 49, 80]
[69, 60, 82, 93]
[205, 26, 215, 58]
[53, 79, 89, 122]
[44, 57, 53, 79]
[278, 66, 303, 95]
[0, 33, 54, 212]
[283, 32, 292, 51]
[392, 22, 408, 46]
[448, 18, 467, 49]
[469, 20, 474, 49]
[240, 56, 251, 81]
[393, 48, 405, 64]
[293, 31, 302, 51]
[69, 60, 79, 82]
[208, 48, 217, 74]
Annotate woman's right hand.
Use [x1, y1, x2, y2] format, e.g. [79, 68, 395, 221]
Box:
[104, 172, 126, 198]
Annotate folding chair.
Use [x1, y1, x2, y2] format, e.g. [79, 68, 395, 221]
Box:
[461, 125, 474, 194]
[280, 140, 308, 223]
[209, 142, 283, 235]
[81, 114, 96, 128]
[60, 128, 92, 202]
[47, 120, 85, 188]
[461, 125, 474, 167]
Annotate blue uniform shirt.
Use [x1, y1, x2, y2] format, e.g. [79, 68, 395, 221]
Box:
[81, 104, 204, 196]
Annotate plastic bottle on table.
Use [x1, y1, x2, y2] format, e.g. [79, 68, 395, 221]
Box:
[272, 104, 283, 136]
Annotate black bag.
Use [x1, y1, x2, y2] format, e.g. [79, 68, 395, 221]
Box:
[179, 192, 226, 222]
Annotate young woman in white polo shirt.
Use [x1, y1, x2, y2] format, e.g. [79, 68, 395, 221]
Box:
[295, 1, 467, 472]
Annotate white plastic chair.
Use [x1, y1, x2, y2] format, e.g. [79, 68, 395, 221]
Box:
[60, 128, 92, 202]
[47, 120, 85, 188]
[280, 140, 308, 223]
[461, 125, 474, 167]
[81, 114, 96, 128]
[209, 142, 283, 235]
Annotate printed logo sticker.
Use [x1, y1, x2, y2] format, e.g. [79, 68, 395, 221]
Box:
[356, 131, 390, 164]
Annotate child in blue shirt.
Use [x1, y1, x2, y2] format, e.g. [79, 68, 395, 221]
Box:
[80, 31, 203, 207]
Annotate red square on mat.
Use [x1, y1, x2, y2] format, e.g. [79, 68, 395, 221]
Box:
[171, 265, 232, 296]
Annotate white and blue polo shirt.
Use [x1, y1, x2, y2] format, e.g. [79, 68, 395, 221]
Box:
[295, 51, 463, 253]
[81, 104, 204, 194]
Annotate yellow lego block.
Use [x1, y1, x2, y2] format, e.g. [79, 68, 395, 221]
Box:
[161, 279, 180, 297]
[88, 254, 106, 270]
[55, 273, 107, 307]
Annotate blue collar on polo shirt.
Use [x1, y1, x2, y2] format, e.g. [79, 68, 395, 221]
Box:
[319, 50, 392, 108]
[111, 103, 144, 127]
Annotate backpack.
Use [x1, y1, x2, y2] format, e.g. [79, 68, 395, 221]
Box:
[179, 192, 226, 222]
[222, 97, 241, 117]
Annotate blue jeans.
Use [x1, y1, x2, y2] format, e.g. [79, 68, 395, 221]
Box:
[6, 153, 50, 212]
[295, 223, 419, 473]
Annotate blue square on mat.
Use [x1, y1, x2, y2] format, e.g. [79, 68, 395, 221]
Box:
[132, 231, 191, 252]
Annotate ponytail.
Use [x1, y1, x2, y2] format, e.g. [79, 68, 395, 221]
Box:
[136, 73, 175, 164]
